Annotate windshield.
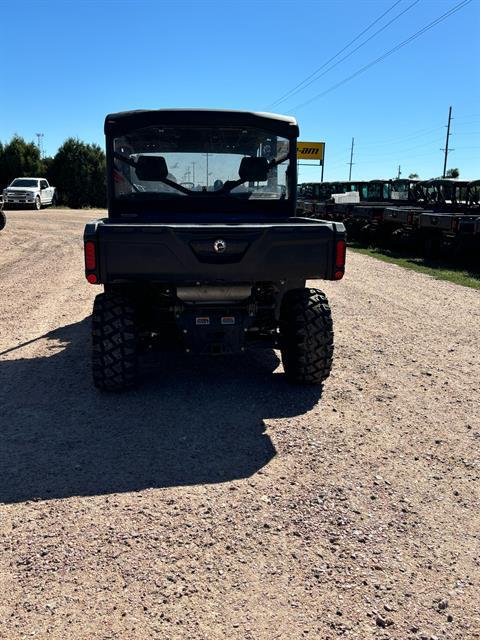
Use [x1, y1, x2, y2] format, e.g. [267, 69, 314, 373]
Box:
[113, 125, 290, 201]
[468, 183, 480, 205]
[361, 183, 390, 200]
[10, 179, 38, 188]
[425, 183, 468, 205]
[298, 183, 334, 200]
[391, 182, 407, 197]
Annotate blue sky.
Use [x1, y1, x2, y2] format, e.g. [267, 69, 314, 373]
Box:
[1, 0, 479, 181]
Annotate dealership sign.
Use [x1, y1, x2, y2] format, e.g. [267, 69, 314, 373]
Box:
[297, 142, 325, 163]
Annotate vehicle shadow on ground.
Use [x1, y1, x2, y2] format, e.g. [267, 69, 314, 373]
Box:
[0, 317, 323, 504]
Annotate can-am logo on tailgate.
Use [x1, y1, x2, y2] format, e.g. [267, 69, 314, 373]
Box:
[213, 239, 227, 253]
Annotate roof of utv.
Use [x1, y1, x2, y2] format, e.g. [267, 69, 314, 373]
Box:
[104, 109, 299, 138]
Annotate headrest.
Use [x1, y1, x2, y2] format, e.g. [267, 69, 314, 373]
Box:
[135, 155, 168, 181]
[239, 156, 269, 182]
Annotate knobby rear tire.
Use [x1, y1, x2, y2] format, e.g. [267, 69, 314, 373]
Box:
[92, 292, 139, 391]
[280, 288, 334, 385]
[0, 211, 6, 231]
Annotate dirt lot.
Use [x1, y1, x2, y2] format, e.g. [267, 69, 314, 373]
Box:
[0, 209, 479, 640]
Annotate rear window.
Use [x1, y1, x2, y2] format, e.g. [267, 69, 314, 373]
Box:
[113, 125, 290, 201]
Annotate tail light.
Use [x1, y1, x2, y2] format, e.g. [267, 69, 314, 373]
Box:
[452, 218, 460, 233]
[84, 240, 100, 284]
[407, 212, 413, 225]
[334, 239, 346, 280]
[85, 241, 96, 270]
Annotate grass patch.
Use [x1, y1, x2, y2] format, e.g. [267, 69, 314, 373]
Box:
[350, 246, 480, 290]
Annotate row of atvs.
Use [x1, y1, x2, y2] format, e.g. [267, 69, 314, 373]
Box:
[297, 178, 480, 262]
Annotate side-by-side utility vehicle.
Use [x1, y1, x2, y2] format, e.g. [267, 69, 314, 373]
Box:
[84, 110, 346, 390]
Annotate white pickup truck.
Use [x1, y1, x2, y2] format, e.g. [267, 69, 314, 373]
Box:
[3, 177, 56, 210]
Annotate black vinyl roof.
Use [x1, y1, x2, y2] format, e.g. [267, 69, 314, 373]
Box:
[105, 109, 299, 138]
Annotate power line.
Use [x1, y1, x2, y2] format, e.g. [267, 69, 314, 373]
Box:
[269, 0, 420, 109]
[357, 126, 444, 150]
[357, 150, 445, 164]
[452, 114, 480, 120]
[268, 0, 405, 108]
[357, 137, 445, 158]
[355, 126, 478, 152]
[292, 0, 473, 112]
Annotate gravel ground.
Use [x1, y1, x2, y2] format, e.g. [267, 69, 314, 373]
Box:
[0, 209, 479, 640]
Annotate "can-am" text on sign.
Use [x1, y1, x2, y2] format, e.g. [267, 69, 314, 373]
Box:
[297, 141, 325, 162]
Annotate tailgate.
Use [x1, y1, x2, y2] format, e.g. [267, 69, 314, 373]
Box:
[85, 220, 345, 283]
[383, 206, 424, 224]
[418, 212, 454, 231]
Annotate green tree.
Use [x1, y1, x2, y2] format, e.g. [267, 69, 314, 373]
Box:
[48, 138, 106, 207]
[42, 155, 54, 178]
[446, 168, 460, 178]
[408, 173, 419, 179]
[0, 135, 44, 187]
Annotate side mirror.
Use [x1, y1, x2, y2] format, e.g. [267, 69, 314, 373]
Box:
[135, 155, 168, 181]
[239, 157, 269, 182]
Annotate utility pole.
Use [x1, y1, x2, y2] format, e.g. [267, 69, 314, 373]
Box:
[35, 132, 44, 159]
[397, 165, 401, 179]
[348, 137, 355, 181]
[192, 162, 196, 185]
[442, 106, 453, 178]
